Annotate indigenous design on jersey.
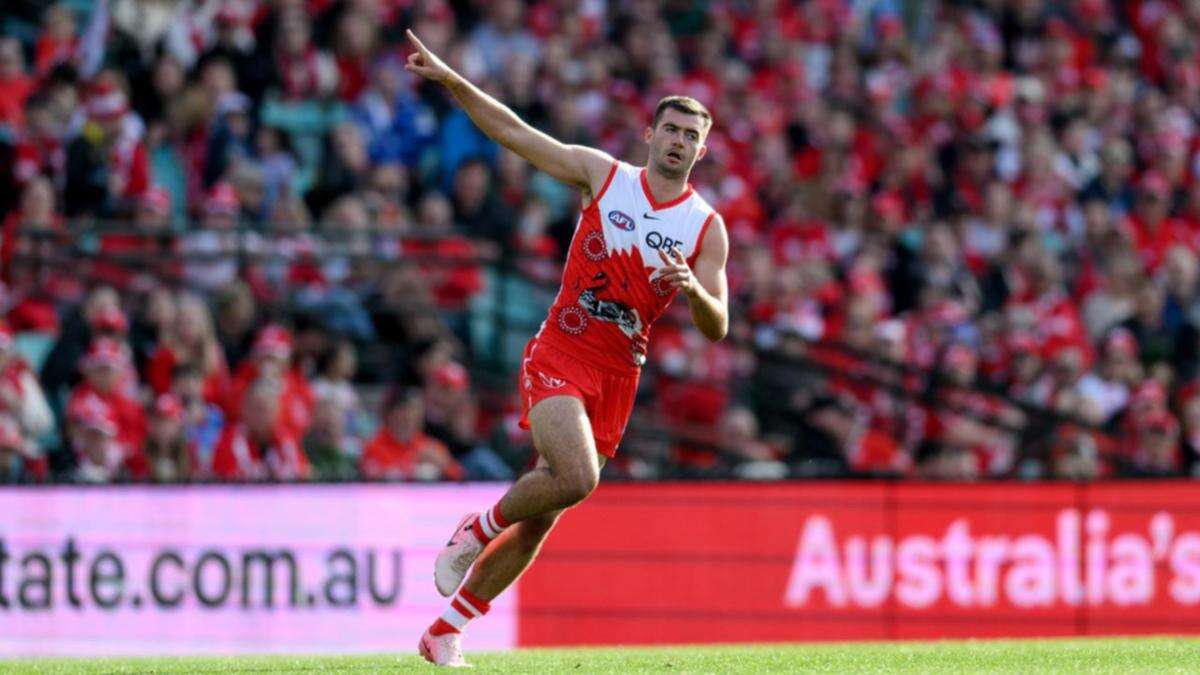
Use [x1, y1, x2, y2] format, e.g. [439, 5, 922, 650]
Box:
[535, 161, 716, 371]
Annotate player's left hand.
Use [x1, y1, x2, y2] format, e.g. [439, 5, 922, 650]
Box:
[654, 245, 698, 297]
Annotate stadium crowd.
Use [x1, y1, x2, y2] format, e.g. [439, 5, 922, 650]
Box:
[1, 0, 1200, 483]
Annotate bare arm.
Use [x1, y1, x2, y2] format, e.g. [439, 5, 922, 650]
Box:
[655, 215, 730, 341]
[404, 30, 614, 201]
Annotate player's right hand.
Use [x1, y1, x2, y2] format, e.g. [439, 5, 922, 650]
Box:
[405, 29, 454, 84]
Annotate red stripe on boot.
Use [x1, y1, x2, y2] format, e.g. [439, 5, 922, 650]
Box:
[429, 618, 459, 636]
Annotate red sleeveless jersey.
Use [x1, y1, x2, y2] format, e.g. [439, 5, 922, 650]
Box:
[534, 161, 717, 373]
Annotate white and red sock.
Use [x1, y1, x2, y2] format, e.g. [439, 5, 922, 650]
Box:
[470, 503, 511, 545]
[429, 588, 491, 636]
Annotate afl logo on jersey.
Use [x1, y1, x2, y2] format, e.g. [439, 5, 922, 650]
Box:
[607, 210, 635, 231]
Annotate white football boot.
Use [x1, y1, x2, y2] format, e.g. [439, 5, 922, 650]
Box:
[418, 628, 471, 668]
[434, 513, 485, 597]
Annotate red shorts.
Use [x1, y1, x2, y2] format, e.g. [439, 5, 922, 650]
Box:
[518, 338, 639, 458]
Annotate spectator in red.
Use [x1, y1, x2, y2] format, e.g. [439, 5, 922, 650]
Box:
[145, 393, 190, 482]
[212, 378, 310, 481]
[272, 9, 338, 100]
[64, 79, 150, 217]
[88, 304, 140, 398]
[408, 191, 487, 312]
[332, 9, 377, 102]
[66, 337, 148, 478]
[0, 38, 34, 130]
[361, 387, 462, 481]
[93, 186, 178, 289]
[1122, 172, 1185, 274]
[34, 4, 78, 76]
[11, 92, 68, 190]
[227, 324, 314, 437]
[69, 394, 125, 483]
[929, 343, 1019, 477]
[147, 293, 229, 402]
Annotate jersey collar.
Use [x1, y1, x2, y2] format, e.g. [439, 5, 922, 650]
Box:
[640, 167, 693, 211]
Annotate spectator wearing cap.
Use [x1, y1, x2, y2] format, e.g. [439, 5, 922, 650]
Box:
[69, 394, 126, 483]
[227, 325, 314, 438]
[422, 360, 511, 480]
[88, 304, 140, 399]
[212, 378, 310, 482]
[66, 337, 148, 479]
[64, 77, 150, 218]
[361, 387, 462, 481]
[146, 293, 230, 404]
[171, 363, 225, 479]
[93, 186, 179, 290]
[145, 393, 190, 482]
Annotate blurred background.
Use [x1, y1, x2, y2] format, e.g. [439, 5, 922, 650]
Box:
[0, 0, 1196, 486]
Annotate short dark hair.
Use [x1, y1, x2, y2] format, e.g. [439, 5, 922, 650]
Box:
[652, 96, 713, 131]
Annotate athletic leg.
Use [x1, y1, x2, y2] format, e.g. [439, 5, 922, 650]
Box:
[494, 394, 602, 522]
[432, 395, 601, 597]
[462, 450, 605, 600]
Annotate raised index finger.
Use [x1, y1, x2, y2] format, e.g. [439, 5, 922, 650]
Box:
[406, 29, 431, 55]
[656, 246, 672, 265]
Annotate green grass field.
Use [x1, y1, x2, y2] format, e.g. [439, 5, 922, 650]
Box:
[6, 638, 1200, 673]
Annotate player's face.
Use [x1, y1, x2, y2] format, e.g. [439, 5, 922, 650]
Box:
[645, 109, 709, 180]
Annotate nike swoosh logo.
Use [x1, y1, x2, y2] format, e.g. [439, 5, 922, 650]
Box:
[643, 212, 660, 220]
